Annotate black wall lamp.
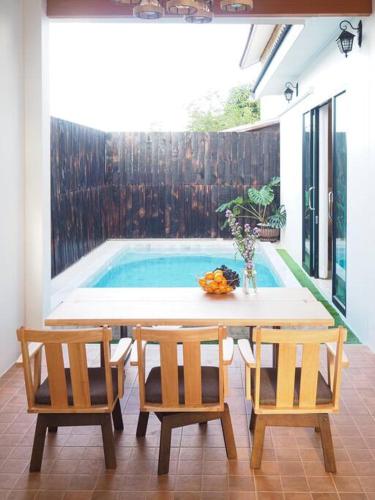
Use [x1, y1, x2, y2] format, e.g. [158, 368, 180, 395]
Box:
[284, 82, 299, 103]
[337, 20, 363, 57]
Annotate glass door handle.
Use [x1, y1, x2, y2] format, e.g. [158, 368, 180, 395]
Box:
[328, 191, 333, 221]
[308, 186, 315, 211]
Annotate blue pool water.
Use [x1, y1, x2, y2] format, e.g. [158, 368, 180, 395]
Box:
[85, 250, 282, 288]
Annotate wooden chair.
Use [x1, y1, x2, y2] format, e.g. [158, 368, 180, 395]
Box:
[133, 324, 237, 474]
[238, 326, 347, 473]
[17, 326, 132, 471]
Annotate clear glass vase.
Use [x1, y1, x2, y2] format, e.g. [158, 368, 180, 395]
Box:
[243, 268, 257, 295]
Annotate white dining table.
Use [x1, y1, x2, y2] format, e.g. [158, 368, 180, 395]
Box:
[45, 287, 334, 328]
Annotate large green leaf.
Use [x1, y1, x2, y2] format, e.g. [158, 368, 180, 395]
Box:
[247, 185, 274, 206]
[268, 205, 287, 229]
[216, 197, 243, 213]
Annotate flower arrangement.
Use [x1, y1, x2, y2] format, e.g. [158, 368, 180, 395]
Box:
[226, 209, 259, 293]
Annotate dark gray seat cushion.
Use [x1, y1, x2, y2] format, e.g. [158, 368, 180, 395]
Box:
[250, 367, 332, 406]
[35, 368, 118, 406]
[145, 366, 219, 404]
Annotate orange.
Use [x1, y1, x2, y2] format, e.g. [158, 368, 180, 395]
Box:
[205, 272, 214, 280]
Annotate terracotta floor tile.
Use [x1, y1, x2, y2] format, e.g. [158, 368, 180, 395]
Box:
[202, 475, 228, 491]
[177, 461, 202, 475]
[281, 476, 309, 492]
[255, 475, 282, 492]
[227, 461, 252, 476]
[90, 492, 118, 500]
[35, 492, 64, 500]
[145, 493, 172, 500]
[178, 449, 203, 461]
[228, 475, 255, 491]
[338, 494, 367, 500]
[256, 493, 284, 500]
[358, 476, 375, 492]
[172, 492, 201, 500]
[202, 461, 228, 475]
[147, 475, 176, 492]
[228, 492, 257, 500]
[201, 493, 229, 500]
[0, 345, 374, 498]
[311, 495, 339, 500]
[279, 461, 305, 476]
[333, 475, 363, 492]
[307, 477, 336, 493]
[174, 475, 201, 491]
[62, 492, 93, 500]
[284, 494, 312, 500]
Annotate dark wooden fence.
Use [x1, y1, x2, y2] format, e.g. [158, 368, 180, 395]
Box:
[51, 118, 280, 277]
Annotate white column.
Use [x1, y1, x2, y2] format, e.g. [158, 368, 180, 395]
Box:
[23, 0, 51, 327]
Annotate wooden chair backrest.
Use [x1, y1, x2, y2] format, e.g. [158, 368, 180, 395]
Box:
[135, 325, 226, 412]
[17, 327, 114, 413]
[253, 326, 347, 414]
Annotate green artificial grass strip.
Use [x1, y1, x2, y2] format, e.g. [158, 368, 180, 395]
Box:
[277, 249, 360, 344]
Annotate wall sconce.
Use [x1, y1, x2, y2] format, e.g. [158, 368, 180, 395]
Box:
[337, 20, 363, 57]
[284, 82, 298, 103]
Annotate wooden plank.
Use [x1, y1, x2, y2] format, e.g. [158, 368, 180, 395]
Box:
[160, 343, 179, 406]
[44, 344, 69, 408]
[183, 342, 202, 406]
[276, 343, 296, 408]
[45, 289, 334, 327]
[47, 0, 372, 18]
[299, 343, 320, 408]
[68, 343, 91, 408]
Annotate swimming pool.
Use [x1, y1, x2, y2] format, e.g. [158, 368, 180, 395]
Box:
[85, 248, 282, 288]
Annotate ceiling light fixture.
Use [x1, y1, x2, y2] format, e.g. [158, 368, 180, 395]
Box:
[185, 1, 213, 23]
[337, 20, 363, 57]
[166, 0, 199, 15]
[113, 0, 140, 4]
[220, 0, 253, 13]
[133, 0, 164, 18]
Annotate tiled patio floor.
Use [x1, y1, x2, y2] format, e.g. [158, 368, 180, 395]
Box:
[1, 343, 375, 499]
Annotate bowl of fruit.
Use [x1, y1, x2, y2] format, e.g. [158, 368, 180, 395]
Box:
[198, 265, 240, 295]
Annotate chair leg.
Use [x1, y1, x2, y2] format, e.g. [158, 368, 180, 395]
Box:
[158, 416, 172, 475]
[112, 399, 124, 431]
[101, 414, 116, 469]
[318, 413, 336, 473]
[249, 408, 256, 432]
[220, 403, 237, 459]
[250, 414, 266, 469]
[30, 415, 48, 472]
[136, 412, 150, 437]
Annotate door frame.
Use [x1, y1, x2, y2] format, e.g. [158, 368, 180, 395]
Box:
[331, 91, 347, 315]
[302, 107, 320, 277]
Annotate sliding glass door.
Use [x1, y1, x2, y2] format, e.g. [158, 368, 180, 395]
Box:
[302, 93, 347, 314]
[332, 92, 347, 314]
[302, 109, 319, 276]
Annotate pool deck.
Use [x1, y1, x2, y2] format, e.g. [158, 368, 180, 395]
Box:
[50, 239, 299, 310]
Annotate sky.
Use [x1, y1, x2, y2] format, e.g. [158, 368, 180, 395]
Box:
[49, 22, 258, 132]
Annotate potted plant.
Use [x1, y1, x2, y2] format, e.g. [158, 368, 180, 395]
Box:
[217, 177, 286, 242]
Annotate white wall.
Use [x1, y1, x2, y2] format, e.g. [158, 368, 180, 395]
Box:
[0, 1, 25, 375]
[280, 8, 375, 350]
[23, 0, 51, 329]
[0, 0, 50, 376]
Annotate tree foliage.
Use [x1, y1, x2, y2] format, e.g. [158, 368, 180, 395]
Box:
[188, 85, 260, 132]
